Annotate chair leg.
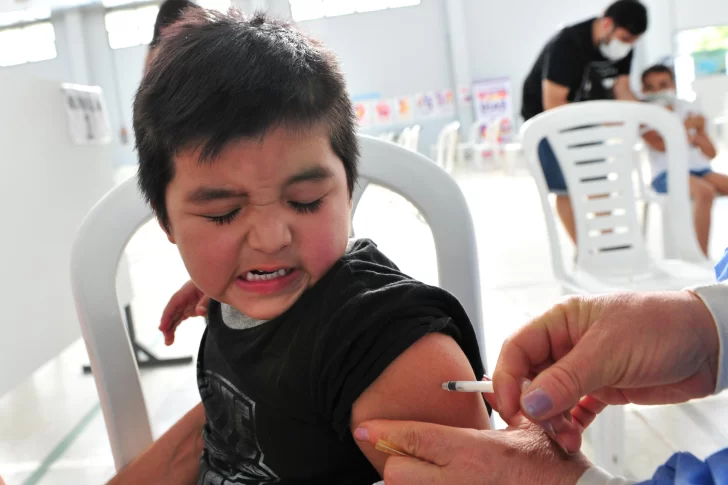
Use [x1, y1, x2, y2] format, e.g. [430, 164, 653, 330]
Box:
[642, 202, 649, 238]
[590, 406, 625, 476]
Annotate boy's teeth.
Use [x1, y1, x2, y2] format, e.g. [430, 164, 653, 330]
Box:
[244, 269, 290, 281]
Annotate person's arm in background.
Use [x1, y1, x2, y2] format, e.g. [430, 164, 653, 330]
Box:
[642, 129, 666, 152]
[106, 402, 204, 485]
[685, 114, 718, 159]
[613, 75, 639, 102]
[542, 80, 571, 111]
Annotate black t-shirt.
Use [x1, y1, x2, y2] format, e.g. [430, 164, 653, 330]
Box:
[196, 239, 486, 484]
[521, 18, 634, 121]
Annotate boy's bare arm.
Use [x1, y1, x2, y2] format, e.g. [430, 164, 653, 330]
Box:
[690, 132, 717, 160]
[106, 402, 205, 485]
[642, 129, 666, 152]
[350, 333, 490, 476]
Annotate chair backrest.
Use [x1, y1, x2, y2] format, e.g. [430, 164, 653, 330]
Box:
[435, 121, 460, 172]
[396, 126, 411, 147]
[71, 135, 485, 471]
[521, 101, 699, 279]
[406, 124, 421, 152]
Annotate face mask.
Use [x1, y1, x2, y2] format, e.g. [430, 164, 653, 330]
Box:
[643, 89, 677, 108]
[600, 35, 633, 61]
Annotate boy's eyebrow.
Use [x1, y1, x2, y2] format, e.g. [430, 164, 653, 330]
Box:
[284, 166, 333, 186]
[185, 167, 333, 203]
[186, 187, 247, 203]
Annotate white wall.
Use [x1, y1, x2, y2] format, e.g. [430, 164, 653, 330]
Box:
[0, 73, 116, 396]
[674, 0, 728, 31]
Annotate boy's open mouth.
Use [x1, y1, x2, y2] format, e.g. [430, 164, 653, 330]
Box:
[241, 269, 294, 282]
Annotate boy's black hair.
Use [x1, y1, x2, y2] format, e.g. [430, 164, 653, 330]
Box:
[134, 9, 359, 231]
[605, 0, 648, 36]
[641, 64, 675, 84]
[150, 0, 203, 47]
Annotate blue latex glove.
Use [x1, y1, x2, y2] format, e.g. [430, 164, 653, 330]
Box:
[716, 248, 728, 283]
[639, 449, 728, 484]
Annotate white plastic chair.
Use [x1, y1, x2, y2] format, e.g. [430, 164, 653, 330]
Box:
[433, 121, 460, 173]
[463, 118, 503, 170]
[71, 135, 487, 471]
[521, 100, 715, 475]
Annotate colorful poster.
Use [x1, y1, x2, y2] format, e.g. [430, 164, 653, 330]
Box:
[374, 99, 394, 126]
[354, 101, 373, 127]
[471, 77, 515, 142]
[435, 89, 455, 117]
[458, 86, 472, 106]
[416, 92, 436, 119]
[395, 96, 414, 122]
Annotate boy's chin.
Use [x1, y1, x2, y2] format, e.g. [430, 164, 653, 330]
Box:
[230, 293, 304, 321]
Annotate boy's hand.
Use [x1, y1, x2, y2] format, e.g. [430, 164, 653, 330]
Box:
[684, 114, 706, 133]
[160, 280, 209, 345]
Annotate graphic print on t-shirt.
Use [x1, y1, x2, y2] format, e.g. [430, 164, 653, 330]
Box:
[575, 61, 620, 102]
[198, 370, 279, 484]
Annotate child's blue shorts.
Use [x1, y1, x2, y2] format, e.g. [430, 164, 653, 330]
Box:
[538, 139, 568, 195]
[651, 168, 713, 194]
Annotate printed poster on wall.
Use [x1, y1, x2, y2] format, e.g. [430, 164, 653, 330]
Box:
[415, 92, 437, 119]
[61, 84, 112, 145]
[374, 99, 394, 126]
[395, 96, 415, 123]
[354, 101, 373, 128]
[435, 89, 455, 117]
[471, 77, 515, 142]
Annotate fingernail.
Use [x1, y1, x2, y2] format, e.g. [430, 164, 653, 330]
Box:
[522, 388, 554, 419]
[482, 374, 492, 382]
[518, 377, 532, 392]
[197, 306, 206, 313]
[353, 427, 369, 441]
[541, 421, 556, 437]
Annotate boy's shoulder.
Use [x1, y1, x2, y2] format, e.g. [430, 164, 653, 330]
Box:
[318, 239, 463, 322]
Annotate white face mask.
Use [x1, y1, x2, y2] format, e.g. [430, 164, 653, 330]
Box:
[643, 89, 677, 108]
[600, 36, 633, 61]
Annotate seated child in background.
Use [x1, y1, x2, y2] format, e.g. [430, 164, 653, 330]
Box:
[133, 9, 490, 483]
[641, 64, 728, 256]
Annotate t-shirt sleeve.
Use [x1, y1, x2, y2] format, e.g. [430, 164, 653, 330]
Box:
[615, 50, 634, 76]
[542, 33, 582, 88]
[313, 282, 485, 439]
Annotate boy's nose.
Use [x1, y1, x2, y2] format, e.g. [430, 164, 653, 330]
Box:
[247, 217, 292, 254]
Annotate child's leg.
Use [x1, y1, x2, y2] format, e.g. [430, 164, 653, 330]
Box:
[689, 175, 716, 256]
[555, 195, 577, 244]
[702, 171, 728, 196]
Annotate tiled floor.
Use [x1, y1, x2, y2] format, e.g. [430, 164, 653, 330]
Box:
[2, 157, 728, 484]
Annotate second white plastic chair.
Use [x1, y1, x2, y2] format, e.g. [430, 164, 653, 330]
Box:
[521, 100, 716, 475]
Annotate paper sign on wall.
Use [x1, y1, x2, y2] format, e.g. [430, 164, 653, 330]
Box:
[62, 84, 112, 145]
[374, 99, 394, 126]
[416, 92, 436, 119]
[355, 101, 373, 127]
[435, 89, 455, 117]
[471, 78, 515, 142]
[395, 96, 414, 122]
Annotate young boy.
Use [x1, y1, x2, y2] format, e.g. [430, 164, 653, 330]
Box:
[127, 9, 490, 484]
[641, 64, 728, 256]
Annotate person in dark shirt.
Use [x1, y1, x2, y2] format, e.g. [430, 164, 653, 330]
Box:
[107, 8, 490, 485]
[522, 0, 647, 244]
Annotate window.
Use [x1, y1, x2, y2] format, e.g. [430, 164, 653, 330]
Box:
[289, 0, 420, 22]
[675, 26, 728, 99]
[0, 21, 56, 67]
[105, 5, 159, 49]
[104, 0, 231, 49]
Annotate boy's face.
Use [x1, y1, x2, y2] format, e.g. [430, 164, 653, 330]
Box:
[164, 124, 352, 320]
[642, 72, 676, 94]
